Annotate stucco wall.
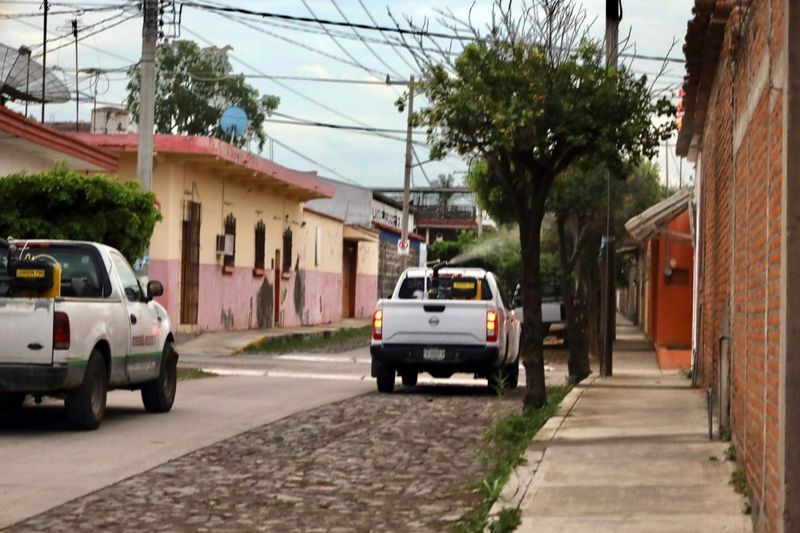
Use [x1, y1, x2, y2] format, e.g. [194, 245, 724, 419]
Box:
[0, 144, 54, 176]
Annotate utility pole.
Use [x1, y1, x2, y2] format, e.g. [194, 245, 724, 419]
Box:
[136, 0, 158, 193]
[601, 0, 622, 377]
[665, 138, 670, 197]
[41, 0, 49, 122]
[72, 19, 79, 132]
[399, 75, 415, 265]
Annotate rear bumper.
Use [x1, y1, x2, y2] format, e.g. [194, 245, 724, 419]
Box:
[0, 364, 83, 393]
[370, 344, 500, 375]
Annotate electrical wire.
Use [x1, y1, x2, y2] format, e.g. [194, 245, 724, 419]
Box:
[268, 112, 427, 136]
[32, 12, 140, 58]
[267, 136, 360, 185]
[358, 0, 418, 74]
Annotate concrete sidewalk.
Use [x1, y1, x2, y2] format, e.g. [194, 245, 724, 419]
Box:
[508, 318, 751, 532]
[174, 318, 370, 359]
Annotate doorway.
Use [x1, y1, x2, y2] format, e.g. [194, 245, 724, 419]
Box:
[181, 201, 201, 324]
[342, 240, 357, 318]
[274, 249, 281, 326]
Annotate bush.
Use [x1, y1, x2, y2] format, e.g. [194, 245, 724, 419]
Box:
[0, 165, 161, 261]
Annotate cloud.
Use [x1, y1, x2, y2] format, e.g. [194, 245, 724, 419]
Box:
[296, 64, 333, 78]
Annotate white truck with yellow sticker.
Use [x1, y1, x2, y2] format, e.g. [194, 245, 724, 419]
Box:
[0, 238, 176, 430]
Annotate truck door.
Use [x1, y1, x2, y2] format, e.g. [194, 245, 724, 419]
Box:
[109, 252, 162, 383]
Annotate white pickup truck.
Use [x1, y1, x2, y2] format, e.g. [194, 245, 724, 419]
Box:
[0, 238, 177, 430]
[370, 265, 521, 393]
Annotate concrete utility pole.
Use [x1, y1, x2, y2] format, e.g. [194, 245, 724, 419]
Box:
[72, 19, 78, 132]
[601, 0, 622, 377]
[41, 0, 48, 122]
[399, 75, 415, 262]
[136, 0, 158, 193]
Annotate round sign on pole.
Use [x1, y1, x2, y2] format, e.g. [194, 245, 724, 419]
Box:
[397, 239, 410, 256]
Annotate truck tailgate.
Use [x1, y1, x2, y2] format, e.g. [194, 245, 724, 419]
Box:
[0, 298, 53, 365]
[381, 300, 490, 345]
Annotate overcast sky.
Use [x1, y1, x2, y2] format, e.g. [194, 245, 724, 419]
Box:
[1, 0, 694, 188]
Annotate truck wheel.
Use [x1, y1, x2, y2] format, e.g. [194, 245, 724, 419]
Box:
[376, 372, 395, 393]
[401, 372, 418, 387]
[0, 393, 26, 411]
[65, 351, 108, 430]
[142, 341, 178, 413]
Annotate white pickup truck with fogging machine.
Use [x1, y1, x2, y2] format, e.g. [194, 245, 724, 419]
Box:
[0, 238, 178, 430]
[370, 262, 521, 393]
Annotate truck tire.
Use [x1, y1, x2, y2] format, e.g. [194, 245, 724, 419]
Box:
[0, 393, 26, 411]
[376, 372, 395, 393]
[401, 372, 418, 387]
[65, 351, 108, 430]
[141, 341, 178, 413]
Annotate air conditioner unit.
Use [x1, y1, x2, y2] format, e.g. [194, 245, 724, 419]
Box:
[215, 234, 234, 256]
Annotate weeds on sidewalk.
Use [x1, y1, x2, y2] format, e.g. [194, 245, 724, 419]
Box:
[242, 326, 371, 355]
[176, 368, 217, 380]
[457, 384, 573, 533]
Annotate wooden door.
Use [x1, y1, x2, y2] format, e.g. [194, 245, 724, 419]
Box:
[180, 201, 201, 324]
[342, 241, 357, 318]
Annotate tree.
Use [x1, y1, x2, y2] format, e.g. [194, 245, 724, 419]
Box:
[0, 166, 161, 261]
[126, 40, 280, 151]
[404, 0, 673, 407]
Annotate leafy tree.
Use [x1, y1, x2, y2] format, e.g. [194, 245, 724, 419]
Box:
[406, 0, 673, 406]
[126, 40, 280, 150]
[0, 166, 161, 261]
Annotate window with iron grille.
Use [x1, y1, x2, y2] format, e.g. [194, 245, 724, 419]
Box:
[224, 213, 236, 268]
[254, 220, 266, 270]
[282, 228, 292, 272]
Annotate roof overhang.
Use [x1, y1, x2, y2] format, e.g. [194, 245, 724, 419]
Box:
[625, 189, 693, 242]
[0, 106, 117, 171]
[344, 225, 379, 243]
[676, 0, 735, 158]
[73, 133, 334, 200]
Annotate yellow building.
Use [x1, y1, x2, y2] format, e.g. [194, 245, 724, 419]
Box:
[75, 133, 377, 331]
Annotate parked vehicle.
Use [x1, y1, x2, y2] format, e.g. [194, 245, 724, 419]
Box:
[0, 238, 177, 430]
[370, 263, 521, 393]
[512, 280, 567, 345]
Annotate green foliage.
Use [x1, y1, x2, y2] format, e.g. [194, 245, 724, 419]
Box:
[127, 40, 280, 151]
[0, 166, 161, 261]
[457, 385, 573, 532]
[242, 325, 371, 354]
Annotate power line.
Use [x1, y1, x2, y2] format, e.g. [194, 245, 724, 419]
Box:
[268, 136, 360, 186]
[32, 11, 139, 57]
[329, 0, 404, 81]
[268, 112, 427, 135]
[358, 0, 418, 74]
[187, 71, 408, 85]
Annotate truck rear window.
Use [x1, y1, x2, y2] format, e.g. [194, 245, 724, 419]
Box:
[398, 276, 493, 301]
[17, 244, 107, 298]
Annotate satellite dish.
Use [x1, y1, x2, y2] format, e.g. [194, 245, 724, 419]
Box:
[0, 43, 70, 103]
[219, 106, 249, 139]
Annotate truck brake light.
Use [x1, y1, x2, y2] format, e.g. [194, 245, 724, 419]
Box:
[372, 309, 383, 340]
[54, 311, 70, 350]
[486, 310, 498, 342]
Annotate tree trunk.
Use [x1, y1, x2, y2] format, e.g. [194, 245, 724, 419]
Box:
[584, 219, 603, 362]
[519, 212, 548, 408]
[556, 214, 591, 382]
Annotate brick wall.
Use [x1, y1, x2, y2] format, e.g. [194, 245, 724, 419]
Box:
[377, 240, 419, 299]
[696, 1, 784, 530]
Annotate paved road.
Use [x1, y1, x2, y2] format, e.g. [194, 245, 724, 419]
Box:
[0, 343, 568, 529]
[0, 373, 371, 528]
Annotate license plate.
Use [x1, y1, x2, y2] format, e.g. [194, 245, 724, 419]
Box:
[423, 348, 445, 361]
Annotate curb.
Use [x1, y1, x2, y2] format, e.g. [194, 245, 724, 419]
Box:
[235, 322, 371, 355]
[486, 375, 597, 524]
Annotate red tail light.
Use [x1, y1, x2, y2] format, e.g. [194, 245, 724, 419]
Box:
[372, 309, 383, 340]
[486, 310, 498, 342]
[54, 311, 70, 350]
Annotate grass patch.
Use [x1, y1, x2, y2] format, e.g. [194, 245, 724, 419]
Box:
[177, 367, 217, 380]
[457, 384, 574, 533]
[730, 467, 752, 515]
[241, 325, 372, 355]
[724, 444, 736, 462]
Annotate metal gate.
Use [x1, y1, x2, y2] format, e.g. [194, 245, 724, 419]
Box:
[181, 201, 201, 324]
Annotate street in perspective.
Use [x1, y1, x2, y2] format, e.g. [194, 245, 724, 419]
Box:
[1, 0, 797, 532]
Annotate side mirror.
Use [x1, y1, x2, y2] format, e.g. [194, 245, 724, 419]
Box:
[147, 280, 164, 298]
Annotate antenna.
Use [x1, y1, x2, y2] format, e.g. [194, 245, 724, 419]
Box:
[0, 43, 70, 109]
[219, 106, 249, 144]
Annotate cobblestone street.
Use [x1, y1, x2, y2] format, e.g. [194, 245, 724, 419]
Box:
[11, 384, 523, 532]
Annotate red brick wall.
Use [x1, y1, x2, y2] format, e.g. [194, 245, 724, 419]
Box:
[696, 1, 784, 530]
